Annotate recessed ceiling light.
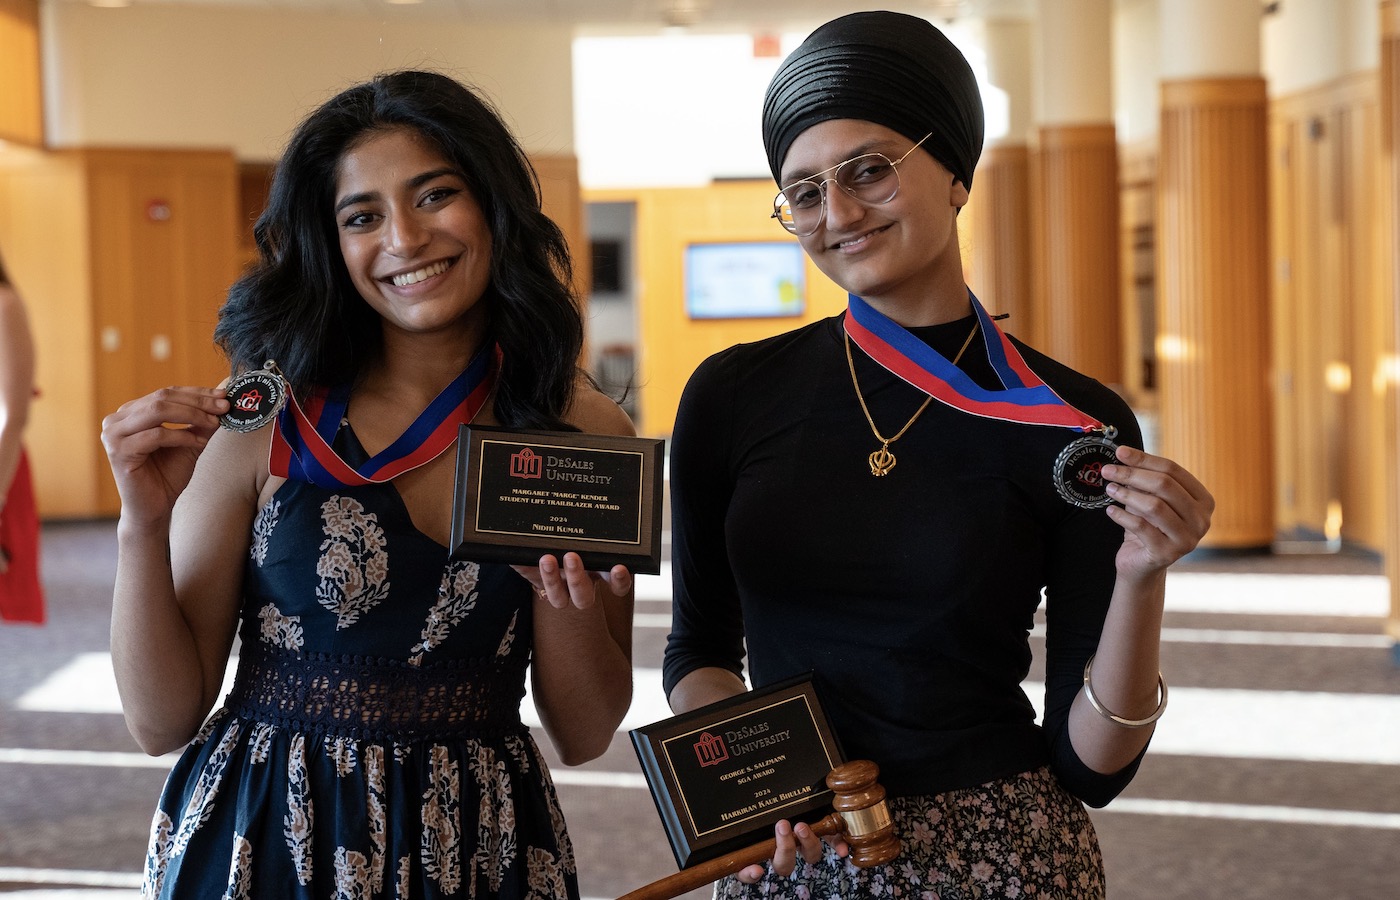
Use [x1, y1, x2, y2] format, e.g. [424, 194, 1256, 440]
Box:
[89, 0, 133, 7]
[386, 0, 425, 5]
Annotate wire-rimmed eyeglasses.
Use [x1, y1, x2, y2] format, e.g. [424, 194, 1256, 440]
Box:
[771, 133, 932, 236]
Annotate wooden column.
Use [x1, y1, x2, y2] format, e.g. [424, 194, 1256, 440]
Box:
[1033, 124, 1122, 385]
[1381, 0, 1400, 653]
[1158, 78, 1272, 550]
[970, 143, 1032, 335]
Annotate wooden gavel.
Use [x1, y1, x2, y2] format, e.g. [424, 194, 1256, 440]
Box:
[617, 759, 901, 900]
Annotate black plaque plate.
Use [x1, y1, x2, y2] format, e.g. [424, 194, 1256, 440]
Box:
[630, 675, 845, 869]
[450, 425, 664, 575]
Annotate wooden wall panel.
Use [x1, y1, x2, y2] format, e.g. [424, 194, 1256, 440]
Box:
[1119, 142, 1157, 408]
[1158, 78, 1272, 550]
[1, 148, 238, 518]
[176, 160, 240, 385]
[1033, 124, 1122, 386]
[0, 0, 43, 147]
[1271, 74, 1390, 553]
[1342, 87, 1390, 551]
[533, 154, 590, 360]
[968, 143, 1032, 338]
[1273, 107, 1346, 544]
[236, 162, 273, 270]
[82, 149, 240, 514]
[1382, 0, 1400, 642]
[1269, 116, 1307, 537]
[0, 150, 98, 518]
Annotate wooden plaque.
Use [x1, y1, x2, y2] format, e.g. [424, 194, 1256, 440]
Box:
[630, 675, 845, 868]
[450, 425, 664, 575]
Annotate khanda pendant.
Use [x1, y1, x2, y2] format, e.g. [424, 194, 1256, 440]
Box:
[869, 443, 897, 477]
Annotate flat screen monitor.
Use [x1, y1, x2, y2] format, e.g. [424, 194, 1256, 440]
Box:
[684, 242, 805, 320]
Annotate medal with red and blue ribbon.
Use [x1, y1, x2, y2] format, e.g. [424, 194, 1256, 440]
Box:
[269, 343, 497, 489]
[844, 291, 1119, 507]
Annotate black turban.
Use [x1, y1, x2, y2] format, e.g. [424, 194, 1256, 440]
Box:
[762, 11, 985, 192]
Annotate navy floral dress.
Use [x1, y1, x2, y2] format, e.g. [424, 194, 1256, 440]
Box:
[140, 436, 578, 899]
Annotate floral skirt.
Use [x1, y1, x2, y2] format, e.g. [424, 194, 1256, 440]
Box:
[143, 709, 578, 899]
[714, 766, 1104, 900]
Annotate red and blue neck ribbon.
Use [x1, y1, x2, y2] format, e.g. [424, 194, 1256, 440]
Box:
[270, 344, 497, 489]
[844, 291, 1104, 432]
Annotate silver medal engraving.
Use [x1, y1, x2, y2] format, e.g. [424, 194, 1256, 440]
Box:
[220, 363, 286, 433]
[1053, 426, 1119, 509]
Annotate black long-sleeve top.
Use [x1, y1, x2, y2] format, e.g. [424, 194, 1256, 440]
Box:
[663, 312, 1146, 808]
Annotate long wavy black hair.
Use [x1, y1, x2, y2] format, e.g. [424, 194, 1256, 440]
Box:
[215, 70, 584, 430]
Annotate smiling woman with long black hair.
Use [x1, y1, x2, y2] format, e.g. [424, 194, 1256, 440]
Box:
[101, 70, 634, 899]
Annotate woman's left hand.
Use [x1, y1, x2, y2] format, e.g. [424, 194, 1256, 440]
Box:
[1100, 445, 1214, 579]
[733, 819, 847, 883]
[513, 552, 633, 610]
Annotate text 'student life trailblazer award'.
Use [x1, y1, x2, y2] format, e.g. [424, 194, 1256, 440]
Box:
[450, 425, 665, 574]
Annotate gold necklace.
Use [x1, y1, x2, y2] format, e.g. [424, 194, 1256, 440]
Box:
[845, 320, 980, 476]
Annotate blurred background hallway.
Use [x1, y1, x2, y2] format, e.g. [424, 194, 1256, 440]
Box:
[3, 0, 1400, 895]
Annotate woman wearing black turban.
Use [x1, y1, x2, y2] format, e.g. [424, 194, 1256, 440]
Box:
[664, 11, 1214, 898]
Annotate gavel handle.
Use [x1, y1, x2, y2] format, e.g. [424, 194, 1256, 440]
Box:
[615, 813, 844, 900]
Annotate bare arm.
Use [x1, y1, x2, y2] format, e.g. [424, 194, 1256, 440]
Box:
[0, 286, 36, 508]
[102, 387, 265, 755]
[666, 666, 747, 715]
[1067, 445, 1214, 774]
[524, 387, 638, 765]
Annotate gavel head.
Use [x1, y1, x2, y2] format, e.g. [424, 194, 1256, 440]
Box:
[826, 760, 902, 867]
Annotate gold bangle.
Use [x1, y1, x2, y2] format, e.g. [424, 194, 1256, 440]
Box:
[1082, 654, 1167, 728]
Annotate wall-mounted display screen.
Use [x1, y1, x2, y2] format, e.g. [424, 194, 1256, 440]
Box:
[684, 242, 805, 319]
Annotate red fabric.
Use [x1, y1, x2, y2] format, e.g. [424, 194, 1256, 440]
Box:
[0, 450, 45, 624]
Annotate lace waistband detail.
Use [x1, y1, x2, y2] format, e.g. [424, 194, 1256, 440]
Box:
[225, 644, 526, 742]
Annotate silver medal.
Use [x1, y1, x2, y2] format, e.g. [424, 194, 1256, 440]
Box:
[1053, 426, 1119, 509]
[220, 361, 286, 433]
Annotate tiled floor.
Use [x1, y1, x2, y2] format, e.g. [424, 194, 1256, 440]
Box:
[1, 521, 1397, 899]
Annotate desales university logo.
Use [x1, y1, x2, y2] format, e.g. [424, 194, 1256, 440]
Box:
[510, 447, 544, 479]
[506, 446, 615, 487]
[694, 732, 730, 767]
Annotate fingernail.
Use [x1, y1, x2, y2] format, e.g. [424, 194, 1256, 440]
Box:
[776, 821, 791, 836]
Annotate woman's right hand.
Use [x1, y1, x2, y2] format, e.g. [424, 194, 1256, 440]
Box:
[100, 386, 230, 524]
[734, 819, 848, 883]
